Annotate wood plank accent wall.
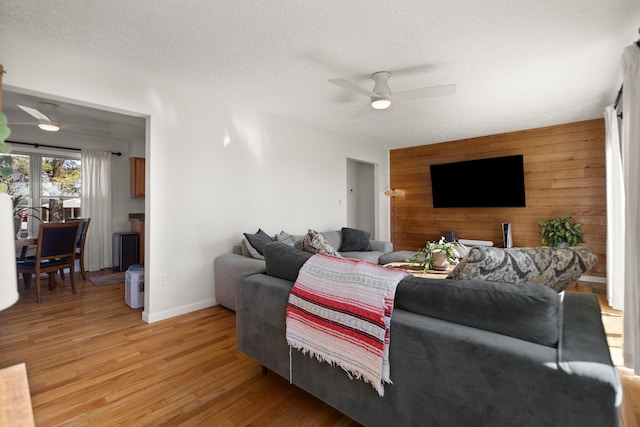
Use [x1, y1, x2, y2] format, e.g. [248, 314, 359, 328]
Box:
[389, 118, 606, 282]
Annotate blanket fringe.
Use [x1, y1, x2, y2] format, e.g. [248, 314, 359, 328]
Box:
[288, 342, 388, 396]
[289, 346, 292, 384]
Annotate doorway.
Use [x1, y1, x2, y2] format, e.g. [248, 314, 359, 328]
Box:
[346, 158, 376, 237]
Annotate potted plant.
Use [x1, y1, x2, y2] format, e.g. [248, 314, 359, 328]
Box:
[413, 237, 463, 272]
[538, 216, 584, 247]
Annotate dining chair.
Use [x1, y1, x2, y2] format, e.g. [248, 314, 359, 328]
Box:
[61, 218, 91, 280]
[16, 221, 81, 304]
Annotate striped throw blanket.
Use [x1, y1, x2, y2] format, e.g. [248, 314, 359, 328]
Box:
[286, 254, 409, 396]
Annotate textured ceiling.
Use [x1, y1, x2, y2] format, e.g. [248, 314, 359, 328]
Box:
[1, 1, 639, 149]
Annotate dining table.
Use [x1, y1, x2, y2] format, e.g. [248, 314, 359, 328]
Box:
[15, 237, 37, 260]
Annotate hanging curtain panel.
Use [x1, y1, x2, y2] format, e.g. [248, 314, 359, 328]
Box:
[604, 105, 625, 310]
[621, 43, 640, 374]
[81, 149, 113, 272]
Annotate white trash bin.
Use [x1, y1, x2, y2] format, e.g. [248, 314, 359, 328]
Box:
[125, 264, 144, 309]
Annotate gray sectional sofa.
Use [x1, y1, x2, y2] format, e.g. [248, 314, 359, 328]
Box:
[236, 242, 621, 427]
[214, 228, 393, 310]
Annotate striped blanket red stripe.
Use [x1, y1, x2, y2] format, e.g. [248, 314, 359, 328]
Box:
[285, 254, 409, 396]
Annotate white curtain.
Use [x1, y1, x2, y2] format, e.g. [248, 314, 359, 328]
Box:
[80, 149, 112, 272]
[622, 44, 640, 374]
[604, 105, 625, 310]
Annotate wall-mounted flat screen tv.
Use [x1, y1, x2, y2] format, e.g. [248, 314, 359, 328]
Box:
[430, 154, 526, 208]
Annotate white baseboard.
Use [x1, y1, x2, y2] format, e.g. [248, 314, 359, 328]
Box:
[142, 298, 217, 323]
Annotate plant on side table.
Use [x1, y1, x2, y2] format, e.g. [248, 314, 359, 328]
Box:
[12, 194, 41, 238]
[413, 237, 463, 272]
[538, 216, 584, 247]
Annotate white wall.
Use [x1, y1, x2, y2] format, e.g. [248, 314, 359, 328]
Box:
[1, 37, 391, 322]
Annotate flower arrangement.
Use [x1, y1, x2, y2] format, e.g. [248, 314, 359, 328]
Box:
[12, 194, 41, 222]
[412, 237, 464, 272]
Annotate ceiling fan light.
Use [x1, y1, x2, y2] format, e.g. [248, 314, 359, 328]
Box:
[371, 97, 391, 110]
[38, 122, 60, 132]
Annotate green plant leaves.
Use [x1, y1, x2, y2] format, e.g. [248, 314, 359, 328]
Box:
[538, 216, 584, 247]
[412, 237, 462, 271]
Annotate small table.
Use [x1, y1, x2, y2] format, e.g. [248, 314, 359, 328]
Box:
[0, 363, 35, 426]
[383, 262, 454, 279]
[15, 237, 37, 260]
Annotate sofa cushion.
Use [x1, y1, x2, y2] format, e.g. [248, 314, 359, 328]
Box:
[340, 251, 384, 264]
[339, 227, 372, 252]
[294, 229, 342, 257]
[264, 242, 313, 282]
[319, 230, 341, 250]
[379, 250, 421, 265]
[395, 275, 562, 347]
[447, 246, 597, 292]
[243, 228, 274, 256]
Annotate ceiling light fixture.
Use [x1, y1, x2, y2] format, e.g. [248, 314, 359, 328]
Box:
[38, 122, 60, 132]
[371, 97, 391, 110]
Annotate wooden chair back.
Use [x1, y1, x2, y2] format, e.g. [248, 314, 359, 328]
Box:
[65, 218, 91, 279]
[17, 222, 80, 303]
[36, 222, 80, 261]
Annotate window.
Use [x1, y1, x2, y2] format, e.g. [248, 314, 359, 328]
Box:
[1, 151, 82, 236]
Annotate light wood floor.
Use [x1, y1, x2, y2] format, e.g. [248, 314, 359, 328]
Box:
[0, 273, 637, 426]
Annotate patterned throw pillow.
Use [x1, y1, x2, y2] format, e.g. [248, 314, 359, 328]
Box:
[294, 229, 343, 258]
[446, 246, 597, 292]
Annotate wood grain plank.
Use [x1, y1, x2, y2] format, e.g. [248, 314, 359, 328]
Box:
[389, 119, 607, 286]
[0, 273, 361, 427]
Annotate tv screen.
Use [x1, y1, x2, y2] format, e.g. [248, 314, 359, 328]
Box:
[430, 155, 526, 208]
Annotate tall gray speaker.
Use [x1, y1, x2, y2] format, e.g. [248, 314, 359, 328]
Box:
[113, 232, 140, 272]
[502, 223, 512, 248]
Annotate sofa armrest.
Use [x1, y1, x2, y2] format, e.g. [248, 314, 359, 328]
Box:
[214, 252, 266, 311]
[370, 240, 393, 253]
[559, 292, 622, 410]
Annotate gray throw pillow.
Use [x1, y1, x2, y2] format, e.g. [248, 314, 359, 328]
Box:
[339, 227, 372, 252]
[276, 230, 294, 246]
[243, 228, 274, 255]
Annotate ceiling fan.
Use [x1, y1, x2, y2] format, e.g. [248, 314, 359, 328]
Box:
[8, 102, 111, 136]
[328, 71, 456, 117]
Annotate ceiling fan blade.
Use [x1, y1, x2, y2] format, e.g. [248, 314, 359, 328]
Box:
[63, 124, 112, 136]
[17, 104, 52, 122]
[394, 84, 457, 100]
[63, 128, 121, 140]
[328, 78, 376, 98]
[352, 103, 373, 119]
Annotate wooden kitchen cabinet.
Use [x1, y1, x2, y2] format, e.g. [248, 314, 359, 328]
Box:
[129, 214, 145, 263]
[130, 157, 145, 198]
